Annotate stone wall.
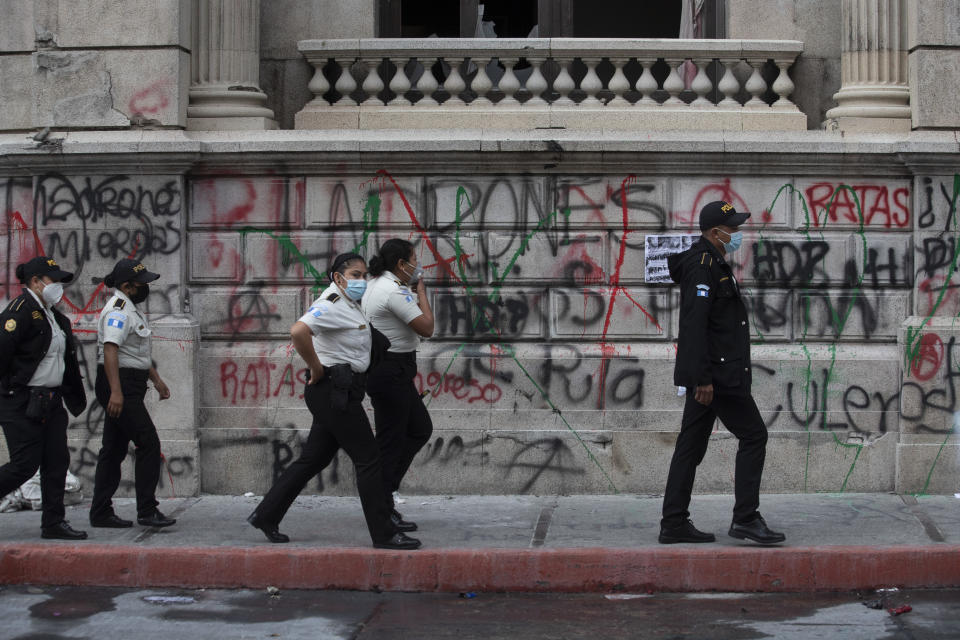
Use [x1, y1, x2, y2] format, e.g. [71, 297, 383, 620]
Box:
[0, 0, 190, 130]
[3, 133, 956, 497]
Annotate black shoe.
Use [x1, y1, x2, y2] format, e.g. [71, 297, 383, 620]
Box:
[728, 514, 785, 544]
[41, 521, 88, 540]
[658, 520, 716, 544]
[90, 514, 133, 528]
[391, 509, 417, 532]
[373, 532, 421, 550]
[247, 513, 290, 544]
[137, 509, 176, 528]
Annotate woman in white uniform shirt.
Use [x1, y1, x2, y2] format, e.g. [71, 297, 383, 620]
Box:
[362, 239, 435, 533]
[248, 252, 420, 550]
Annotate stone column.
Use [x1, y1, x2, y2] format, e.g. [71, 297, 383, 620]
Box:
[825, 0, 911, 133]
[187, 0, 276, 130]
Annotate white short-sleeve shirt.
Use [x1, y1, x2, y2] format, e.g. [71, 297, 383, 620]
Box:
[299, 283, 372, 373]
[97, 290, 153, 370]
[26, 289, 65, 388]
[361, 274, 423, 353]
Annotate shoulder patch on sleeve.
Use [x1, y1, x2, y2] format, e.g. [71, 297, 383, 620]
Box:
[113, 298, 126, 309]
[106, 312, 126, 329]
[696, 284, 710, 298]
[4, 319, 16, 332]
[307, 303, 330, 318]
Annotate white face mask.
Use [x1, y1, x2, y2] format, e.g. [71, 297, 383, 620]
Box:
[41, 281, 64, 306]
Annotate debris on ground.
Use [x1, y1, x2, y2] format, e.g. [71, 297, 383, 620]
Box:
[243, 492, 255, 497]
[889, 604, 912, 616]
[267, 586, 281, 597]
[877, 587, 899, 593]
[604, 594, 651, 600]
[863, 599, 884, 609]
[459, 592, 477, 599]
[143, 596, 196, 605]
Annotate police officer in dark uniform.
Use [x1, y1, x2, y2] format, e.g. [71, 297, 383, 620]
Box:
[659, 201, 785, 545]
[0, 256, 88, 539]
[247, 252, 420, 550]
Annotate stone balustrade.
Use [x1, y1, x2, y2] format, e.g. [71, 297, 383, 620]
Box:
[296, 38, 806, 131]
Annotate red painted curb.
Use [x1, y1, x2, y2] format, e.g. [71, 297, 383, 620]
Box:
[1, 544, 958, 592]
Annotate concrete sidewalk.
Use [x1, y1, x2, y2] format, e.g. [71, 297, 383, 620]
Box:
[0, 493, 958, 593]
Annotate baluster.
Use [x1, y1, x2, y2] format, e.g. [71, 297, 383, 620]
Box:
[552, 58, 575, 107]
[662, 58, 685, 106]
[524, 57, 548, 106]
[607, 57, 631, 107]
[771, 57, 797, 110]
[388, 57, 412, 106]
[442, 57, 466, 106]
[579, 57, 603, 107]
[333, 57, 357, 106]
[497, 57, 521, 106]
[415, 57, 439, 106]
[306, 59, 330, 106]
[634, 57, 658, 106]
[361, 58, 385, 106]
[717, 59, 740, 107]
[470, 57, 493, 106]
[690, 61, 712, 106]
[744, 58, 768, 108]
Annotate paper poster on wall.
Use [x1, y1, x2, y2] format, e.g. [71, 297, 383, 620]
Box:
[644, 234, 700, 283]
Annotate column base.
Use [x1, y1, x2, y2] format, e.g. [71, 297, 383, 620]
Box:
[187, 116, 278, 131]
[823, 115, 912, 134]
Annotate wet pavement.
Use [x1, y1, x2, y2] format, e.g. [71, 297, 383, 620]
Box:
[2, 585, 959, 639]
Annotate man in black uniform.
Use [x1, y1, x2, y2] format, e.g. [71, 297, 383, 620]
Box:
[659, 201, 785, 545]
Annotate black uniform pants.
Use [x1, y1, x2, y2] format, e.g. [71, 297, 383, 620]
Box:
[662, 392, 768, 528]
[252, 374, 395, 544]
[90, 366, 161, 520]
[0, 390, 69, 529]
[366, 352, 433, 507]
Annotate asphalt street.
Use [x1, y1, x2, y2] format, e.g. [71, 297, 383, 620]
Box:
[3, 585, 959, 639]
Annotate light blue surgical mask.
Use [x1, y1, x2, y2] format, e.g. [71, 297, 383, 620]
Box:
[718, 229, 743, 253]
[343, 278, 367, 301]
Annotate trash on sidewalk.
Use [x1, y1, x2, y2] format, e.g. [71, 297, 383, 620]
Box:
[877, 587, 899, 593]
[1, 470, 82, 513]
[862, 599, 884, 609]
[459, 592, 477, 599]
[605, 594, 652, 600]
[243, 492, 255, 498]
[267, 586, 280, 597]
[888, 604, 912, 616]
[143, 596, 196, 605]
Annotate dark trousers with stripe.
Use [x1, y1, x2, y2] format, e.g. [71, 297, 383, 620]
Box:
[661, 392, 768, 528]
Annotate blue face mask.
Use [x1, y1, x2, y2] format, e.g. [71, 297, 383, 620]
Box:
[719, 229, 743, 253]
[343, 278, 367, 301]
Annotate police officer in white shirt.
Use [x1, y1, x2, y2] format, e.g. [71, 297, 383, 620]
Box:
[362, 239, 435, 533]
[89, 259, 175, 529]
[248, 252, 420, 550]
[0, 257, 87, 540]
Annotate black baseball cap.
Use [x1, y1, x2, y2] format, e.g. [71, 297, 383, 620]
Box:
[104, 258, 160, 287]
[16, 256, 74, 283]
[699, 200, 751, 231]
